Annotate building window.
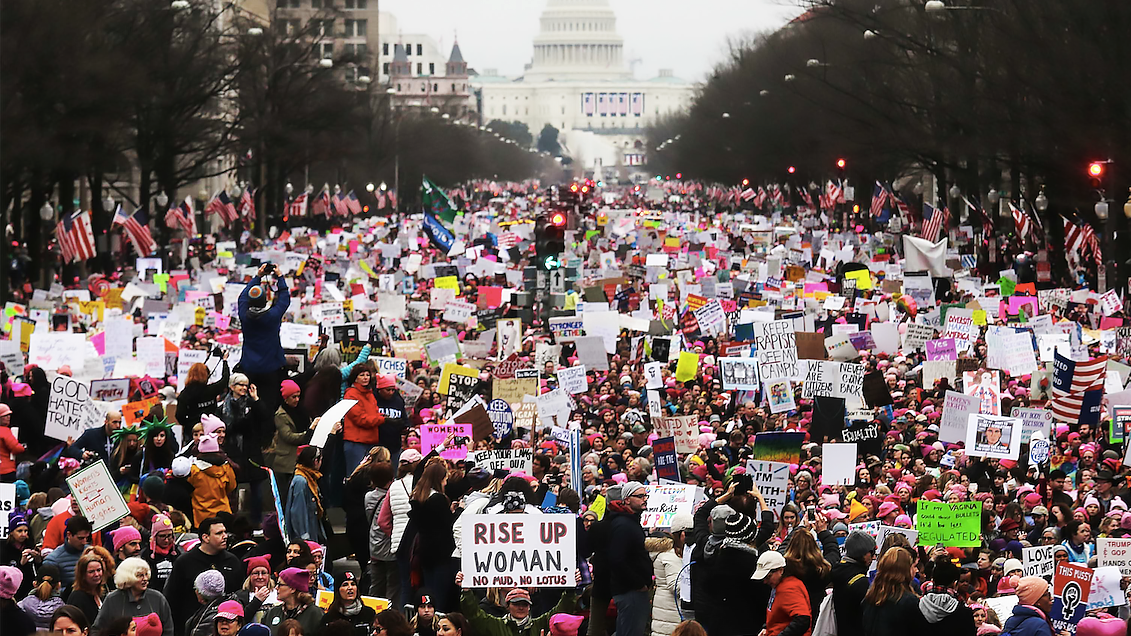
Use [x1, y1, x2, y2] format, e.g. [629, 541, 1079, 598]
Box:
[277, 19, 300, 35]
[451, 83, 456, 91]
[319, 42, 333, 59]
[383, 62, 390, 75]
[345, 0, 367, 8]
[345, 43, 367, 58]
[417, 44, 423, 56]
[421, 83, 426, 92]
[433, 83, 438, 91]
[382, 43, 389, 55]
[313, 19, 333, 37]
[417, 62, 422, 75]
[396, 83, 400, 91]
[345, 19, 366, 37]
[429, 62, 435, 74]
[277, 0, 299, 7]
[312, 0, 331, 8]
[405, 44, 411, 56]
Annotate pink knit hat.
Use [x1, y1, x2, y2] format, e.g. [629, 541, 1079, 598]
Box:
[1076, 616, 1127, 636]
[1015, 576, 1049, 606]
[111, 526, 142, 553]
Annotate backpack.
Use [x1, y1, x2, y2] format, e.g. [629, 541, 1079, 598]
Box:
[811, 590, 837, 636]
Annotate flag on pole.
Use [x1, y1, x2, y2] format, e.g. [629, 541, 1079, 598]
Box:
[112, 205, 156, 256]
[287, 192, 308, 219]
[54, 217, 74, 263]
[345, 190, 363, 214]
[206, 191, 238, 225]
[1049, 350, 1106, 425]
[740, 187, 756, 201]
[311, 189, 331, 216]
[1063, 217, 1101, 265]
[920, 202, 949, 242]
[376, 192, 386, 210]
[421, 175, 458, 224]
[1010, 202, 1034, 240]
[387, 190, 397, 210]
[331, 191, 349, 216]
[238, 188, 256, 218]
[870, 181, 891, 218]
[55, 211, 95, 263]
[164, 203, 189, 233]
[423, 210, 455, 253]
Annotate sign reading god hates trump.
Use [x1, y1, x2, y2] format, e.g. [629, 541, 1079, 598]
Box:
[460, 514, 576, 588]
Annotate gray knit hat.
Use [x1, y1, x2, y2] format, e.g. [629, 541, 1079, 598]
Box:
[844, 530, 877, 561]
[194, 569, 226, 600]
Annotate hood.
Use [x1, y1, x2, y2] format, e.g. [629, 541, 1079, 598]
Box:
[919, 592, 959, 623]
[36, 506, 56, 520]
[645, 536, 673, 553]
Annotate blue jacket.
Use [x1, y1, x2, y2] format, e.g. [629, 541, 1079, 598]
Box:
[43, 542, 83, 587]
[285, 472, 324, 543]
[65, 426, 114, 463]
[1001, 605, 1053, 636]
[237, 275, 291, 374]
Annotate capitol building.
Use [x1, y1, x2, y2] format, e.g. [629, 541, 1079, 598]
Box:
[471, 0, 696, 177]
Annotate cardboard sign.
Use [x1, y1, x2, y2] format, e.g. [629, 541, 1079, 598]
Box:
[746, 460, 790, 519]
[1022, 544, 1056, 578]
[1097, 537, 1131, 576]
[719, 357, 760, 390]
[754, 319, 799, 381]
[467, 449, 534, 474]
[421, 422, 472, 460]
[460, 514, 576, 588]
[1051, 562, 1093, 633]
[641, 484, 698, 528]
[966, 413, 1021, 460]
[66, 461, 130, 532]
[0, 483, 15, 540]
[45, 376, 102, 442]
[655, 415, 698, 454]
[916, 501, 982, 546]
[89, 379, 130, 403]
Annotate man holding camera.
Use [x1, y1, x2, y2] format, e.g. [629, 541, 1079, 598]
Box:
[238, 262, 291, 415]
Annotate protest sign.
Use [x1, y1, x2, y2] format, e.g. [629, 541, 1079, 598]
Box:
[641, 484, 697, 528]
[536, 389, 571, 430]
[719, 357, 760, 390]
[548, 316, 584, 341]
[941, 309, 977, 353]
[983, 597, 1018, 625]
[467, 449, 534, 474]
[440, 363, 480, 412]
[557, 365, 588, 395]
[1097, 537, 1131, 576]
[1087, 566, 1126, 611]
[799, 360, 864, 400]
[460, 514, 575, 588]
[373, 357, 408, 379]
[754, 319, 799, 381]
[903, 323, 935, 351]
[1051, 562, 1093, 633]
[486, 399, 514, 438]
[0, 483, 15, 540]
[66, 461, 130, 532]
[765, 378, 795, 414]
[1011, 407, 1053, 444]
[493, 376, 539, 405]
[752, 432, 805, 464]
[925, 338, 957, 361]
[29, 332, 87, 371]
[45, 375, 101, 442]
[746, 460, 790, 519]
[652, 437, 680, 482]
[966, 413, 1021, 460]
[939, 391, 979, 444]
[1022, 544, 1056, 578]
[512, 403, 538, 432]
[656, 415, 698, 454]
[875, 525, 919, 548]
[821, 443, 857, 486]
[89, 379, 130, 403]
[916, 501, 982, 546]
[310, 399, 358, 448]
[421, 422, 473, 460]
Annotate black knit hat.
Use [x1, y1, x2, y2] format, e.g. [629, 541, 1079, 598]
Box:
[724, 512, 758, 542]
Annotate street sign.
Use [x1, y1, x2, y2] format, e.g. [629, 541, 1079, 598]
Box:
[550, 269, 565, 294]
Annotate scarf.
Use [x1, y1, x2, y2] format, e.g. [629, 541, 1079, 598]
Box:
[296, 464, 324, 517]
[339, 599, 364, 617]
[506, 614, 532, 629]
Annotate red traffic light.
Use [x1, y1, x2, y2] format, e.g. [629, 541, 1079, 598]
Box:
[742, 179, 749, 186]
[550, 212, 566, 226]
[676, 173, 682, 179]
[1088, 162, 1105, 178]
[787, 166, 796, 174]
[836, 158, 846, 169]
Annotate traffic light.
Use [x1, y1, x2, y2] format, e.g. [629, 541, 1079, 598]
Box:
[788, 166, 796, 174]
[836, 158, 847, 170]
[1088, 161, 1106, 189]
[535, 212, 566, 270]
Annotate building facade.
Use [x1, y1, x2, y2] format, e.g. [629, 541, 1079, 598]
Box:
[273, 0, 380, 80]
[472, 0, 696, 174]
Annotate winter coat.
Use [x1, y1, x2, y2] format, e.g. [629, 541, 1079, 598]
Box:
[365, 486, 393, 561]
[268, 405, 312, 475]
[604, 507, 652, 596]
[238, 275, 291, 375]
[339, 344, 372, 398]
[43, 542, 83, 587]
[343, 385, 385, 446]
[163, 546, 243, 630]
[645, 537, 682, 636]
[262, 602, 324, 636]
[94, 588, 174, 636]
[782, 528, 842, 623]
[320, 602, 377, 636]
[917, 591, 976, 636]
[0, 426, 24, 475]
[187, 460, 236, 527]
[2, 598, 37, 636]
[452, 492, 491, 558]
[176, 362, 232, 431]
[405, 491, 455, 567]
[998, 605, 1054, 636]
[829, 556, 870, 635]
[386, 475, 415, 554]
[700, 536, 767, 636]
[862, 590, 921, 636]
[460, 590, 576, 636]
[375, 390, 407, 451]
[186, 595, 231, 636]
[18, 593, 64, 629]
[222, 393, 271, 482]
[286, 472, 324, 542]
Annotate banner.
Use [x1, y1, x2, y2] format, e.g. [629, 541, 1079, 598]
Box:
[460, 514, 575, 588]
[916, 501, 982, 546]
[66, 461, 130, 532]
[653, 437, 680, 482]
[1097, 537, 1131, 575]
[1051, 562, 1093, 633]
[467, 449, 533, 474]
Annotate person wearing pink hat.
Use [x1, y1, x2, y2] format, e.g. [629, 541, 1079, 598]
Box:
[876, 502, 900, 524]
[999, 576, 1053, 635]
[263, 567, 324, 635]
[268, 379, 316, 504]
[186, 433, 236, 528]
[141, 513, 180, 593]
[110, 525, 143, 562]
[1077, 615, 1127, 636]
[0, 403, 24, 481]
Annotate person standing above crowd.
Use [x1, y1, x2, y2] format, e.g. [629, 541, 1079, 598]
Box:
[342, 363, 386, 475]
[269, 380, 316, 505]
[239, 263, 291, 415]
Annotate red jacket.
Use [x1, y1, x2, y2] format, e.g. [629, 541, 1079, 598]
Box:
[0, 426, 24, 475]
[343, 386, 385, 445]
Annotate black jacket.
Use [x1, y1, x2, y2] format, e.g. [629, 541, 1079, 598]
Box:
[163, 546, 244, 635]
[829, 556, 871, 635]
[701, 537, 768, 636]
[175, 361, 231, 432]
[604, 506, 652, 596]
[406, 492, 455, 567]
[321, 603, 378, 636]
[862, 590, 920, 636]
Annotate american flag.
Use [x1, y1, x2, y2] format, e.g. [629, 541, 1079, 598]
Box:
[920, 202, 949, 241]
[287, 192, 308, 218]
[206, 191, 238, 225]
[740, 187, 756, 201]
[112, 205, 156, 256]
[238, 188, 256, 218]
[799, 186, 815, 210]
[1050, 350, 1106, 424]
[771, 184, 783, 206]
[332, 191, 349, 216]
[164, 202, 192, 234]
[387, 190, 397, 209]
[345, 190, 363, 214]
[55, 211, 97, 263]
[311, 190, 331, 216]
[376, 192, 386, 210]
[870, 182, 891, 217]
[498, 231, 520, 248]
[1010, 202, 1034, 240]
[753, 187, 768, 207]
[1063, 217, 1102, 265]
[894, 194, 912, 224]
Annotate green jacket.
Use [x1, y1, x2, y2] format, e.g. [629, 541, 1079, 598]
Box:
[460, 590, 577, 636]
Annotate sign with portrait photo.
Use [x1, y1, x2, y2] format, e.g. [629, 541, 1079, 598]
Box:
[965, 413, 1021, 460]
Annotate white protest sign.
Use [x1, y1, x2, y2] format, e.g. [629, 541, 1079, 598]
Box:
[467, 449, 534, 474]
[536, 389, 571, 429]
[0, 340, 24, 377]
[998, 331, 1038, 376]
[460, 514, 575, 588]
[373, 356, 408, 379]
[754, 319, 799, 381]
[1087, 566, 1127, 610]
[799, 360, 864, 400]
[1011, 407, 1052, 444]
[746, 460, 790, 519]
[45, 376, 102, 442]
[177, 349, 209, 386]
[29, 332, 88, 371]
[0, 483, 15, 539]
[822, 443, 858, 486]
[556, 365, 588, 395]
[939, 391, 979, 444]
[136, 336, 166, 377]
[1023, 544, 1056, 578]
[644, 362, 664, 389]
[941, 309, 977, 353]
[88, 379, 130, 403]
[443, 300, 476, 324]
[876, 525, 919, 548]
[641, 484, 698, 528]
[65, 461, 130, 532]
[965, 413, 1021, 461]
[309, 399, 358, 448]
[656, 415, 699, 454]
[903, 323, 936, 352]
[718, 357, 760, 391]
[279, 323, 319, 349]
[1098, 537, 1131, 576]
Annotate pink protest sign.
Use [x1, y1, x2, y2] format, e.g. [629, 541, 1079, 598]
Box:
[421, 422, 472, 460]
[1005, 296, 1039, 316]
[926, 338, 958, 361]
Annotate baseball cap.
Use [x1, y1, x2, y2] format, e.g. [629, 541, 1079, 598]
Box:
[216, 600, 245, 620]
[751, 551, 786, 580]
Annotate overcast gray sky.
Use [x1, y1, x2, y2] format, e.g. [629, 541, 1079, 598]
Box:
[380, 0, 804, 82]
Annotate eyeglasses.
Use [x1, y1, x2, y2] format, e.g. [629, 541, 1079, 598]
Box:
[234, 382, 249, 387]
[629, 493, 649, 500]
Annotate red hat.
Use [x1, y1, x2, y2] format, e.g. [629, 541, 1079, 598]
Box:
[999, 518, 1020, 533]
[505, 588, 531, 605]
[245, 556, 272, 577]
[280, 379, 301, 399]
[376, 374, 396, 389]
[133, 613, 163, 636]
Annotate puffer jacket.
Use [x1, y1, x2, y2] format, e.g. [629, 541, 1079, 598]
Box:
[452, 492, 491, 558]
[999, 605, 1054, 636]
[645, 537, 682, 636]
[18, 593, 64, 629]
[917, 591, 976, 636]
[387, 474, 415, 554]
[187, 460, 236, 527]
